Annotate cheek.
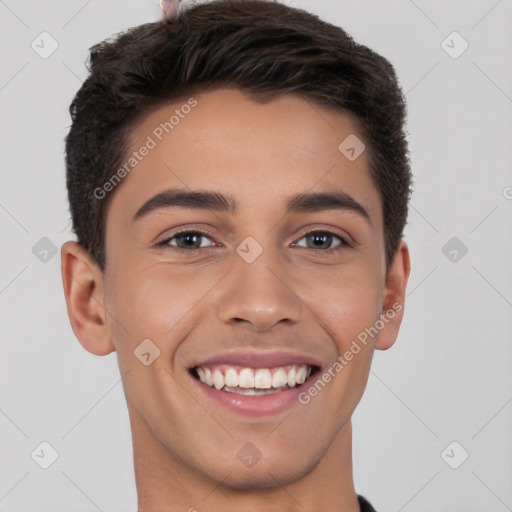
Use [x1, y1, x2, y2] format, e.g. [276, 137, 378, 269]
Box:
[102, 264, 207, 410]
[300, 269, 379, 416]
[300, 262, 382, 343]
[104, 261, 220, 350]
[314, 264, 381, 402]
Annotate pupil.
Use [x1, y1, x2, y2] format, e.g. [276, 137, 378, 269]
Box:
[182, 234, 199, 248]
[310, 233, 330, 249]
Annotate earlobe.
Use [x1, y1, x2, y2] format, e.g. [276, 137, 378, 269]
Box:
[61, 241, 116, 356]
[375, 241, 411, 351]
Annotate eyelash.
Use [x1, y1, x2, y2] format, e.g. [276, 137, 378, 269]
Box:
[155, 229, 351, 254]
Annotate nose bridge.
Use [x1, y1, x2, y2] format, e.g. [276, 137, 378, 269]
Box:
[216, 242, 302, 331]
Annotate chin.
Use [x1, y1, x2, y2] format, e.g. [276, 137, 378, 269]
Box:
[196, 450, 323, 491]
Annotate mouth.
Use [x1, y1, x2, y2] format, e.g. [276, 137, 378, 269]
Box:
[187, 351, 323, 416]
[190, 363, 318, 396]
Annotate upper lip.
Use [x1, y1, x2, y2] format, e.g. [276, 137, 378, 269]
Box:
[191, 350, 322, 369]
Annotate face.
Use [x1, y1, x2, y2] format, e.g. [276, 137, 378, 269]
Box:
[64, 88, 409, 489]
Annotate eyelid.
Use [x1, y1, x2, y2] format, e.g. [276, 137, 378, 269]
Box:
[291, 231, 351, 252]
[155, 227, 221, 249]
[292, 226, 354, 247]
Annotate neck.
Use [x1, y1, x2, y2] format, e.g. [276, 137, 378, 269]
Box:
[129, 406, 360, 512]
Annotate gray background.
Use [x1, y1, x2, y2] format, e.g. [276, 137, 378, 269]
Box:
[1, 0, 511, 510]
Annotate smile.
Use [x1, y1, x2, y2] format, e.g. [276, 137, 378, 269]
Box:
[192, 364, 314, 395]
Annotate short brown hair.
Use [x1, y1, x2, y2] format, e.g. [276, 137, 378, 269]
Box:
[65, 0, 412, 270]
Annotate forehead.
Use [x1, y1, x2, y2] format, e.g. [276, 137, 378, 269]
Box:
[109, 88, 381, 225]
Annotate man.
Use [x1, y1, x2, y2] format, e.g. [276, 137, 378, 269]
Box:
[61, 1, 411, 510]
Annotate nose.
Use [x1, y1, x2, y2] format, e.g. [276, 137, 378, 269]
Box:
[215, 250, 302, 332]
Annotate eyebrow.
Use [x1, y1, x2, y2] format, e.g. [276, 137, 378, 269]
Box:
[133, 189, 370, 224]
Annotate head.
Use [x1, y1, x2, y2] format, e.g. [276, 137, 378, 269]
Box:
[62, 0, 411, 492]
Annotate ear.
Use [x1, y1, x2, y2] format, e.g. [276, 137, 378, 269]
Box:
[375, 241, 411, 351]
[61, 241, 115, 356]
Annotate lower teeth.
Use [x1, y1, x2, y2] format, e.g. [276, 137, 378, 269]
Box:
[222, 386, 288, 395]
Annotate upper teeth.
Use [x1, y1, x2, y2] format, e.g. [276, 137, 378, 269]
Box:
[195, 364, 312, 391]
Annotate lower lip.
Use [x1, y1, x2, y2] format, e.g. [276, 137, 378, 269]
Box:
[190, 373, 313, 417]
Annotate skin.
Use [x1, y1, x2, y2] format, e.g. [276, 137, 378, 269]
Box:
[61, 88, 410, 512]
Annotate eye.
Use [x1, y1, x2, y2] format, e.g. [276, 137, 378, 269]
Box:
[155, 229, 351, 254]
[156, 230, 216, 251]
[293, 230, 350, 253]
